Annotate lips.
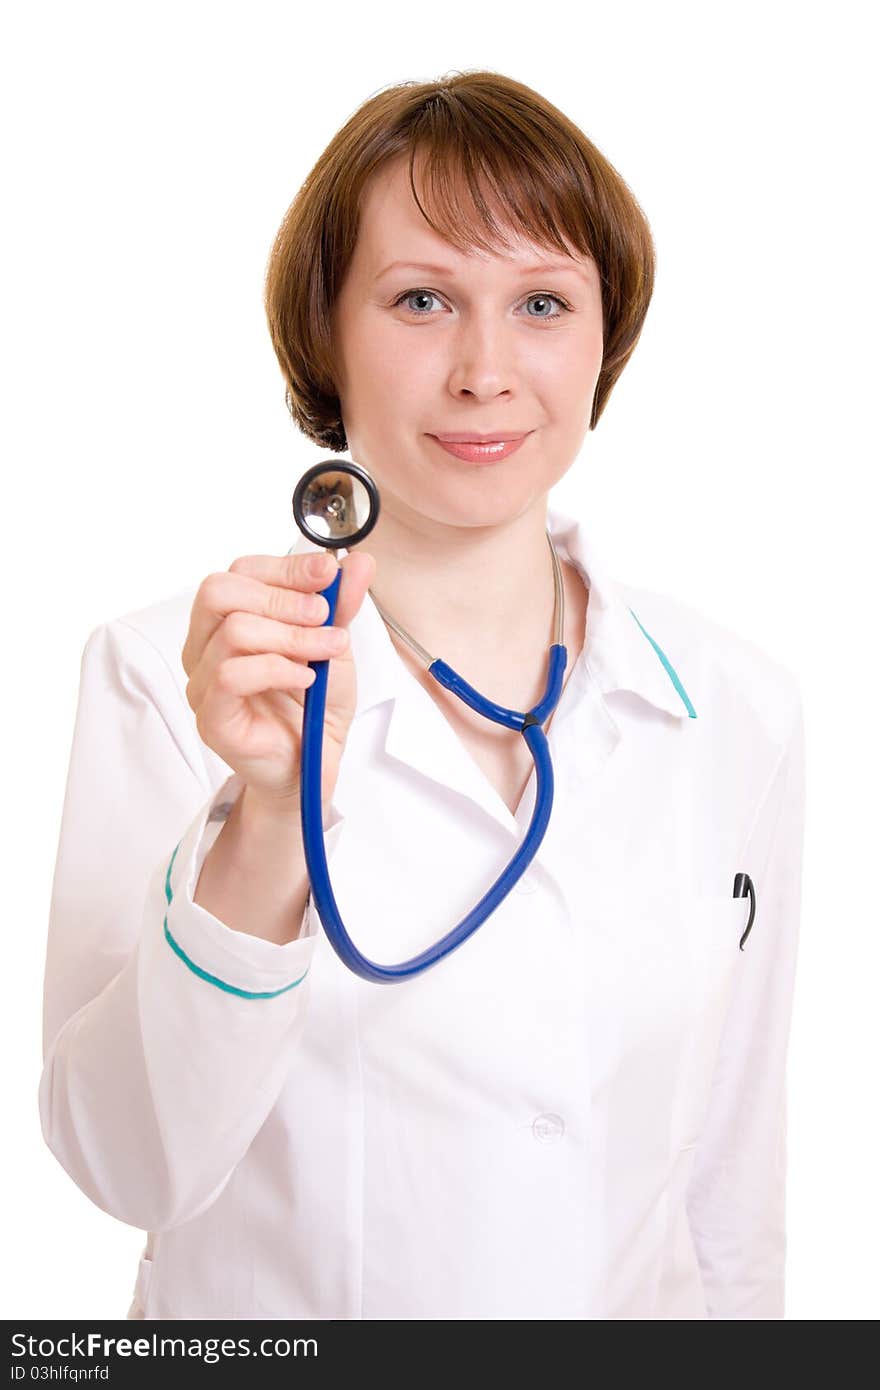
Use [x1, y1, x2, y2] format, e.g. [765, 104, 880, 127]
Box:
[432, 431, 531, 443]
[428, 430, 532, 465]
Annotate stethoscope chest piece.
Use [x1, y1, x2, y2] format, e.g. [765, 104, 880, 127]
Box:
[292, 459, 380, 550]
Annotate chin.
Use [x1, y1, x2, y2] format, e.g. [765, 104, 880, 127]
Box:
[428, 495, 527, 530]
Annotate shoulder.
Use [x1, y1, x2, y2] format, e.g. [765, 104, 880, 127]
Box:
[80, 582, 229, 786]
[87, 583, 200, 697]
[614, 576, 803, 751]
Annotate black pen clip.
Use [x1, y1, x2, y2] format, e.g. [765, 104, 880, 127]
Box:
[733, 872, 756, 950]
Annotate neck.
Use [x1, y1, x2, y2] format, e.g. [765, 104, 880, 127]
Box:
[361, 500, 561, 688]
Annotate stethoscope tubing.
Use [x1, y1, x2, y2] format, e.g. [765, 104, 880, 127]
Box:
[300, 566, 567, 983]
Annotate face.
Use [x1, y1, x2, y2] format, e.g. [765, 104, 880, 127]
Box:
[329, 155, 605, 534]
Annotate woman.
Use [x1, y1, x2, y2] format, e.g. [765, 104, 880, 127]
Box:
[39, 71, 806, 1320]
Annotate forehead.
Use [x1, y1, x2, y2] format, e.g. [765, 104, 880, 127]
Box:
[352, 155, 592, 280]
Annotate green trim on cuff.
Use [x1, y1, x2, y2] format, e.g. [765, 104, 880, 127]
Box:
[162, 839, 310, 999]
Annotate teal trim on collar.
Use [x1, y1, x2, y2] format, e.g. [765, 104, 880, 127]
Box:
[162, 840, 310, 999]
[627, 608, 698, 719]
[164, 840, 180, 904]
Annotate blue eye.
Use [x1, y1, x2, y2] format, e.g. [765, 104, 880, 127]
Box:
[392, 290, 571, 321]
[523, 294, 566, 320]
[396, 289, 443, 315]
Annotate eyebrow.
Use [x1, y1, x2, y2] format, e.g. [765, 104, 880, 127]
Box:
[373, 258, 592, 283]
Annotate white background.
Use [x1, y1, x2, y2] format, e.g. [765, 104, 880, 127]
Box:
[3, 0, 876, 1320]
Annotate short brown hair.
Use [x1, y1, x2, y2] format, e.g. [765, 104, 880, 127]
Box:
[264, 70, 655, 453]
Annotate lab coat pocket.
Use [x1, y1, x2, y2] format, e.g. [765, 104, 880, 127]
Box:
[671, 894, 750, 1152]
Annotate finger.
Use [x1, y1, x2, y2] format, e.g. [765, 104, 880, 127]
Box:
[184, 561, 333, 675]
[230, 550, 339, 591]
[187, 610, 347, 711]
[198, 651, 317, 734]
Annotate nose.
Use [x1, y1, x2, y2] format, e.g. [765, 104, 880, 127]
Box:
[446, 309, 519, 403]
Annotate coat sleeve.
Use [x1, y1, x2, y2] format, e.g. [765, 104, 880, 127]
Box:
[38, 619, 344, 1233]
[685, 681, 807, 1318]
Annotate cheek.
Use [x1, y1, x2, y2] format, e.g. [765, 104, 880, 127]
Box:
[542, 334, 603, 402]
[349, 319, 434, 403]
[524, 321, 602, 374]
[363, 342, 438, 421]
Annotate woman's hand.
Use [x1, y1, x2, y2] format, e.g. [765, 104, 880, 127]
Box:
[182, 548, 376, 814]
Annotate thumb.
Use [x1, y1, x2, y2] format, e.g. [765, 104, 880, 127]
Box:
[331, 550, 377, 631]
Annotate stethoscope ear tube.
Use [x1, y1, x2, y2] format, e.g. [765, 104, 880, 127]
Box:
[299, 572, 567, 983]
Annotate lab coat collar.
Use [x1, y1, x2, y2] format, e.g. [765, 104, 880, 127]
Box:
[289, 499, 697, 726]
[288, 497, 696, 837]
[545, 504, 698, 723]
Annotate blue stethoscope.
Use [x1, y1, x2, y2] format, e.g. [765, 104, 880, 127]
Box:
[292, 459, 568, 985]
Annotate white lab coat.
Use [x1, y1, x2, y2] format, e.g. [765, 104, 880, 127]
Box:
[38, 501, 806, 1320]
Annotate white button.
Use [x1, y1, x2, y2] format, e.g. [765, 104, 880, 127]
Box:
[532, 1112, 565, 1142]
